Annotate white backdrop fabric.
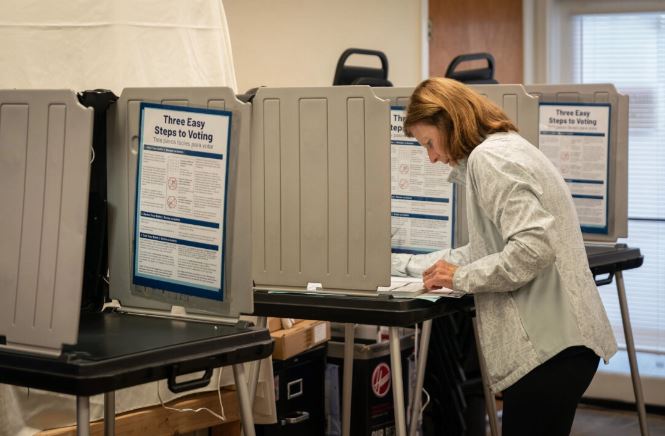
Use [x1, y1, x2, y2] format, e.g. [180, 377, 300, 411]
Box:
[0, 0, 238, 93]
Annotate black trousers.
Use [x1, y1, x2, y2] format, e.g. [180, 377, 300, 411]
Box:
[502, 346, 600, 436]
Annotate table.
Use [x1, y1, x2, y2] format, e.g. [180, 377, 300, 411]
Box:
[249, 290, 468, 436]
[0, 311, 273, 436]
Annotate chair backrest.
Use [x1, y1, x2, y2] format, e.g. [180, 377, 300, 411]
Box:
[445, 52, 498, 84]
[352, 76, 393, 87]
[333, 48, 391, 86]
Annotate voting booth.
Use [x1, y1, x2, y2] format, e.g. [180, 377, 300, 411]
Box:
[249, 84, 541, 292]
[375, 84, 628, 252]
[374, 85, 540, 253]
[107, 86, 253, 318]
[526, 84, 629, 243]
[0, 88, 273, 435]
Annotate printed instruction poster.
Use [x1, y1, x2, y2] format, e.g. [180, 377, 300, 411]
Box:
[539, 103, 610, 234]
[390, 107, 454, 254]
[133, 103, 232, 300]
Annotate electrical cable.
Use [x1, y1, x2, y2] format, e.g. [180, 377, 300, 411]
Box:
[156, 366, 226, 422]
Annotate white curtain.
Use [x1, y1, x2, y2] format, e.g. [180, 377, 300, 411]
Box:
[0, 0, 237, 93]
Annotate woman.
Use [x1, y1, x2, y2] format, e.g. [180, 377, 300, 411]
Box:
[391, 78, 617, 435]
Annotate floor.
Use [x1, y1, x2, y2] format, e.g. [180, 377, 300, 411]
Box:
[570, 404, 665, 436]
[490, 402, 665, 436]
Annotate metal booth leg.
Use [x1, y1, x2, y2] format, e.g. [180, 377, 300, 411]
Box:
[389, 327, 407, 436]
[104, 391, 115, 435]
[233, 363, 257, 436]
[472, 317, 499, 436]
[76, 395, 90, 436]
[248, 316, 267, 403]
[408, 320, 432, 436]
[616, 271, 650, 436]
[342, 323, 355, 436]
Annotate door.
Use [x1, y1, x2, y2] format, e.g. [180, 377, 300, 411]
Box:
[428, 0, 523, 84]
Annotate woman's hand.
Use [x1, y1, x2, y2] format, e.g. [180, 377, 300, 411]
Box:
[422, 260, 458, 290]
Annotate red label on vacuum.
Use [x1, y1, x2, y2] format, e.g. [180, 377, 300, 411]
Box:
[371, 362, 391, 398]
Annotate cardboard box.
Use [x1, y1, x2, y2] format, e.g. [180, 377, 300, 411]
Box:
[267, 317, 305, 332]
[267, 317, 282, 333]
[271, 320, 331, 360]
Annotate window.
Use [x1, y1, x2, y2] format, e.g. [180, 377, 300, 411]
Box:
[570, 12, 665, 353]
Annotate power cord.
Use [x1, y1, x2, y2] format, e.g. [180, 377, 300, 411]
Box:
[156, 366, 226, 422]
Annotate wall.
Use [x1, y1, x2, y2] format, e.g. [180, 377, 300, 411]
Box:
[223, 0, 426, 92]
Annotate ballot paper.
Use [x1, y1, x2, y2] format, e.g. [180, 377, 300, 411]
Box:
[377, 276, 464, 299]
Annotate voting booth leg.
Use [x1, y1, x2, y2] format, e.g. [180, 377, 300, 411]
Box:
[234, 363, 256, 436]
[104, 391, 115, 435]
[408, 320, 432, 436]
[616, 271, 650, 436]
[248, 316, 267, 403]
[76, 396, 90, 436]
[342, 323, 355, 436]
[472, 317, 499, 436]
[389, 327, 408, 436]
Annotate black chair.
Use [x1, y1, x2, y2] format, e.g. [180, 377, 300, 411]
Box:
[445, 52, 498, 84]
[333, 48, 393, 87]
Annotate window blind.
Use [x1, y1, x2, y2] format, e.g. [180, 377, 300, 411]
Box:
[571, 12, 665, 353]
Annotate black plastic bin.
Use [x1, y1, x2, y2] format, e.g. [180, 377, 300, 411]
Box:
[327, 335, 414, 436]
[256, 344, 327, 436]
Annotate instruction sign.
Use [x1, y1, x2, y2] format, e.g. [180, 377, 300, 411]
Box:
[539, 103, 610, 234]
[133, 103, 232, 300]
[390, 107, 454, 254]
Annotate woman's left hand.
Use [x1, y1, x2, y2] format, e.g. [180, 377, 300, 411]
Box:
[422, 260, 458, 290]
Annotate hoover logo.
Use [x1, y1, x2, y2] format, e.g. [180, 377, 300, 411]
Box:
[371, 362, 391, 398]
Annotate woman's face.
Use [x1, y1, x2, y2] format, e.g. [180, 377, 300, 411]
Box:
[409, 122, 455, 166]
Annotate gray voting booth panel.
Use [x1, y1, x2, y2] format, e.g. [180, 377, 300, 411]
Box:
[373, 85, 540, 146]
[525, 84, 628, 243]
[0, 90, 93, 355]
[107, 88, 252, 319]
[251, 87, 391, 291]
[462, 85, 540, 246]
[374, 85, 539, 248]
[472, 85, 540, 147]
